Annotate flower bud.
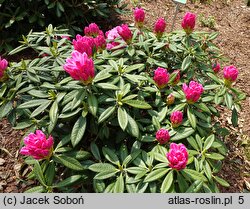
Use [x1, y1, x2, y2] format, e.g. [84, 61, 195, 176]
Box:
[153, 67, 170, 89]
[154, 18, 166, 38]
[166, 94, 175, 105]
[117, 24, 133, 44]
[181, 12, 196, 35]
[0, 56, 8, 80]
[156, 128, 170, 144]
[134, 7, 145, 28]
[63, 50, 95, 85]
[170, 111, 183, 128]
[223, 65, 238, 87]
[182, 81, 204, 104]
[212, 62, 220, 73]
[166, 143, 188, 170]
[84, 23, 100, 37]
[72, 35, 94, 57]
[20, 130, 54, 160]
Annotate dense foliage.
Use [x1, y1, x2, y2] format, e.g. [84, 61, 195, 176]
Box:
[0, 0, 127, 53]
[0, 9, 246, 193]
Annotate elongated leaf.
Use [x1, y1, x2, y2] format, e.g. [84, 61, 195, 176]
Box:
[205, 153, 224, 160]
[187, 106, 197, 129]
[30, 100, 52, 118]
[102, 147, 120, 165]
[118, 107, 128, 130]
[177, 172, 189, 192]
[213, 176, 230, 187]
[124, 100, 152, 109]
[87, 94, 98, 116]
[95, 83, 119, 90]
[17, 99, 48, 109]
[232, 107, 238, 127]
[126, 114, 139, 138]
[98, 106, 116, 123]
[181, 169, 207, 182]
[125, 64, 144, 73]
[55, 175, 82, 188]
[0, 101, 12, 118]
[185, 180, 203, 193]
[13, 120, 33, 129]
[90, 142, 101, 161]
[24, 186, 45, 193]
[89, 163, 117, 173]
[34, 161, 46, 187]
[49, 100, 58, 124]
[93, 69, 112, 83]
[204, 161, 212, 181]
[94, 170, 119, 180]
[203, 134, 215, 150]
[225, 93, 233, 109]
[181, 56, 191, 71]
[144, 168, 170, 182]
[114, 174, 124, 193]
[171, 127, 195, 141]
[161, 170, 173, 193]
[53, 155, 84, 171]
[71, 116, 87, 147]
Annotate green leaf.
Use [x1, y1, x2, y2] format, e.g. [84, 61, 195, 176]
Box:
[98, 106, 116, 123]
[204, 161, 212, 181]
[0, 101, 13, 118]
[177, 172, 189, 192]
[93, 69, 112, 83]
[126, 114, 139, 138]
[213, 176, 230, 187]
[171, 127, 195, 141]
[181, 56, 192, 71]
[185, 180, 203, 193]
[30, 100, 52, 118]
[161, 170, 173, 193]
[95, 83, 119, 90]
[55, 175, 82, 188]
[24, 186, 45, 193]
[187, 137, 199, 151]
[87, 94, 98, 116]
[144, 168, 170, 182]
[205, 153, 224, 160]
[93, 179, 105, 193]
[94, 170, 119, 180]
[231, 107, 238, 127]
[89, 163, 117, 173]
[181, 169, 207, 182]
[114, 174, 124, 193]
[49, 101, 58, 125]
[45, 162, 55, 186]
[125, 64, 144, 73]
[34, 161, 46, 187]
[90, 142, 101, 161]
[203, 134, 215, 150]
[13, 120, 33, 129]
[102, 147, 120, 165]
[224, 92, 233, 109]
[124, 100, 151, 109]
[17, 99, 49, 109]
[118, 107, 128, 130]
[53, 155, 84, 171]
[187, 106, 197, 129]
[71, 116, 86, 147]
[108, 60, 119, 71]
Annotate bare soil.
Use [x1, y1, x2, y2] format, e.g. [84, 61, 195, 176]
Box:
[1, 0, 250, 193]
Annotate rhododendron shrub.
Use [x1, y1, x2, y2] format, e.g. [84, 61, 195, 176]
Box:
[1, 10, 245, 193]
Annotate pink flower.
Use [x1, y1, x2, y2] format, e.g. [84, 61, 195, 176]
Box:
[117, 24, 132, 44]
[212, 63, 220, 73]
[223, 65, 238, 86]
[166, 143, 188, 170]
[170, 111, 183, 128]
[0, 56, 8, 78]
[182, 81, 204, 104]
[171, 70, 180, 85]
[181, 12, 196, 34]
[156, 128, 170, 144]
[84, 23, 100, 37]
[93, 33, 106, 52]
[105, 26, 122, 50]
[63, 50, 95, 85]
[20, 130, 54, 160]
[134, 7, 145, 28]
[154, 18, 166, 37]
[72, 35, 94, 57]
[153, 67, 170, 89]
[166, 94, 175, 105]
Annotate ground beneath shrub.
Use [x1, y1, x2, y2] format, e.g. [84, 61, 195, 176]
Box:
[0, 0, 250, 193]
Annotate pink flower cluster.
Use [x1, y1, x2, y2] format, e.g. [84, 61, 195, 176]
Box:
[117, 24, 133, 44]
[166, 143, 188, 170]
[182, 81, 204, 104]
[134, 7, 145, 28]
[154, 18, 166, 37]
[182, 12, 196, 34]
[73, 23, 106, 55]
[156, 128, 170, 144]
[63, 50, 95, 85]
[170, 111, 183, 128]
[0, 56, 8, 79]
[105, 26, 122, 50]
[223, 65, 238, 86]
[20, 130, 54, 160]
[153, 67, 170, 89]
